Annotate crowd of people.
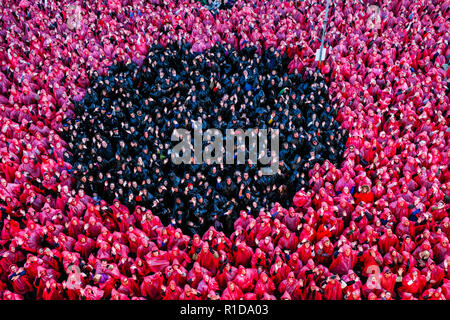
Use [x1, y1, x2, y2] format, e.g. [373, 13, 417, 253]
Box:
[64, 42, 346, 235]
[0, 0, 448, 300]
[199, 0, 234, 14]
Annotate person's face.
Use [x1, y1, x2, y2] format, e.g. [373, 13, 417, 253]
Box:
[288, 274, 294, 283]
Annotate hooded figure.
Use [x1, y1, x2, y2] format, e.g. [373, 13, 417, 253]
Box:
[279, 271, 304, 300]
[329, 245, 357, 276]
[221, 281, 244, 300]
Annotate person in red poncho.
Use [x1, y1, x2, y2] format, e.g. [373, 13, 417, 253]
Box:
[279, 271, 304, 300]
[0, 242, 25, 282]
[8, 264, 33, 297]
[277, 229, 298, 253]
[215, 262, 238, 290]
[412, 240, 434, 269]
[329, 245, 357, 276]
[42, 280, 64, 300]
[287, 252, 303, 277]
[165, 260, 187, 287]
[162, 280, 182, 300]
[194, 242, 219, 274]
[270, 257, 290, 286]
[178, 284, 201, 300]
[422, 260, 445, 289]
[233, 265, 257, 293]
[73, 234, 95, 260]
[323, 275, 343, 300]
[432, 237, 449, 265]
[232, 240, 253, 267]
[380, 267, 399, 297]
[251, 248, 268, 270]
[378, 229, 400, 255]
[282, 208, 301, 232]
[315, 236, 334, 266]
[354, 185, 374, 205]
[360, 246, 383, 278]
[257, 236, 275, 257]
[197, 274, 219, 299]
[140, 272, 164, 300]
[254, 272, 275, 299]
[221, 281, 243, 300]
[398, 268, 427, 298]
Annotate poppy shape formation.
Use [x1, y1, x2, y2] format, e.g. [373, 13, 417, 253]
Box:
[63, 43, 348, 236]
[0, 0, 448, 301]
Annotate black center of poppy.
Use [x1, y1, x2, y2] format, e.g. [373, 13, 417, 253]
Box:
[62, 42, 347, 236]
[199, 0, 234, 12]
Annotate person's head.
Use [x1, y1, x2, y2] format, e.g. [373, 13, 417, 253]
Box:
[288, 272, 295, 283]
